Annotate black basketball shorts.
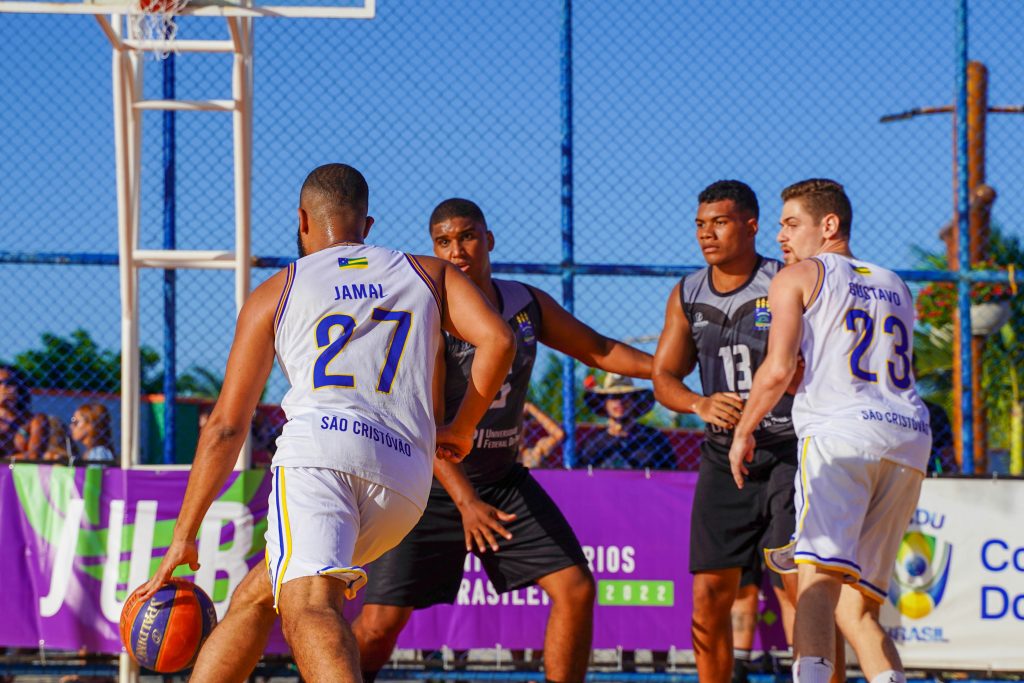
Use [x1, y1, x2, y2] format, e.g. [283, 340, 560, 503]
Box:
[363, 464, 588, 608]
[690, 439, 797, 589]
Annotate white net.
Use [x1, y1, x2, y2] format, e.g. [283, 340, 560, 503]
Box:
[128, 0, 191, 58]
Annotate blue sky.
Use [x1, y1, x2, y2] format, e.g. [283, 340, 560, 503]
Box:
[1, 0, 1023, 403]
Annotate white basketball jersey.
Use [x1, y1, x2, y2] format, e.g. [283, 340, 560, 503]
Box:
[272, 244, 442, 510]
[792, 253, 931, 472]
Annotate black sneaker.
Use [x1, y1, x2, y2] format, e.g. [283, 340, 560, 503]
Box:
[731, 658, 750, 683]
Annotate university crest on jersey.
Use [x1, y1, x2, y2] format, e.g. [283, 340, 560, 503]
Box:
[753, 297, 772, 330]
[515, 311, 537, 345]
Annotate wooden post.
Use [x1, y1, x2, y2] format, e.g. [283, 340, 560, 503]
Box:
[950, 61, 990, 472]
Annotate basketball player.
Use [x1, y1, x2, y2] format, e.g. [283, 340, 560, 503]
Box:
[138, 164, 516, 683]
[651, 180, 798, 683]
[353, 198, 654, 683]
[728, 179, 930, 683]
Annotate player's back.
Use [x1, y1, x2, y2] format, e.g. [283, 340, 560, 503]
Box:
[272, 243, 442, 509]
[793, 253, 931, 472]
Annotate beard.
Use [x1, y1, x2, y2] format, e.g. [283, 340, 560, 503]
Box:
[297, 228, 308, 257]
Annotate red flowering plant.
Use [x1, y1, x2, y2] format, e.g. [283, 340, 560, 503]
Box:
[916, 260, 1014, 329]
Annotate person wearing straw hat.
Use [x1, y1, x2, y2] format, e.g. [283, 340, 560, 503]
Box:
[578, 373, 674, 469]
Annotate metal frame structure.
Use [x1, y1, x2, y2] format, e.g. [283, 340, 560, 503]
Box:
[0, 0, 376, 475]
[102, 10, 256, 470]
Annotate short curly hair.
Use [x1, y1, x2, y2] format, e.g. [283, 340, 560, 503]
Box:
[698, 180, 759, 220]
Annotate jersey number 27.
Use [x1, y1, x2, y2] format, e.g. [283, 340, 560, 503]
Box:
[312, 308, 411, 393]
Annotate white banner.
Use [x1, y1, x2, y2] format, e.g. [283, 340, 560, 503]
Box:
[880, 477, 1024, 669]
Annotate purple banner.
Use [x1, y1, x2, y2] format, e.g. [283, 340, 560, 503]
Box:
[393, 469, 785, 650]
[0, 464, 785, 654]
[0, 463, 273, 653]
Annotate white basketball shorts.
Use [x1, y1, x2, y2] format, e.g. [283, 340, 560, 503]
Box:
[264, 466, 422, 610]
[765, 435, 923, 602]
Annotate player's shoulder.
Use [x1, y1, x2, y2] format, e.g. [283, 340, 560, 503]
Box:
[405, 253, 447, 277]
[758, 255, 786, 276]
[252, 264, 292, 300]
[242, 263, 295, 325]
[679, 264, 711, 297]
[494, 278, 546, 306]
[768, 258, 820, 292]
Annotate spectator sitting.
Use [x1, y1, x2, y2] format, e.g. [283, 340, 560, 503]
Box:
[0, 365, 48, 461]
[579, 373, 675, 469]
[519, 401, 565, 468]
[70, 403, 116, 465]
[43, 415, 73, 462]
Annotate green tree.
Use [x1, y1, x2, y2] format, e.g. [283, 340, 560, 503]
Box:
[176, 365, 270, 402]
[913, 225, 1024, 471]
[176, 366, 225, 398]
[5, 328, 162, 393]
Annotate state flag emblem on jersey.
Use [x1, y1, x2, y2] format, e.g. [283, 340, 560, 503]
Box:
[851, 264, 872, 275]
[753, 297, 771, 330]
[338, 257, 368, 270]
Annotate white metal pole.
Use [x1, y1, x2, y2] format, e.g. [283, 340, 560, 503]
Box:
[230, 16, 254, 470]
[113, 15, 139, 469]
[118, 652, 140, 683]
[128, 48, 144, 467]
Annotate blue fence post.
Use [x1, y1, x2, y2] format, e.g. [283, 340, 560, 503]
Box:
[162, 52, 178, 466]
[955, 0, 974, 474]
[560, 0, 576, 469]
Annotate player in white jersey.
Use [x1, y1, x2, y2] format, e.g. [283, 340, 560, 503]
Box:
[726, 179, 930, 683]
[138, 164, 515, 683]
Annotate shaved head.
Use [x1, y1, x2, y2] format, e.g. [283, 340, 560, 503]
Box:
[297, 163, 371, 256]
[300, 163, 369, 218]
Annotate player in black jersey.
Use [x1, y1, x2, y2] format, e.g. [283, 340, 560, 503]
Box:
[353, 198, 654, 683]
[652, 180, 798, 683]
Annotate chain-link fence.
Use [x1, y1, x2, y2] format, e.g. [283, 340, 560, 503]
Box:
[0, 1, 1020, 474]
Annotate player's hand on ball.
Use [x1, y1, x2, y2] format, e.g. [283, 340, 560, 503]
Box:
[458, 498, 517, 553]
[694, 392, 744, 430]
[138, 538, 200, 601]
[435, 425, 473, 463]
[728, 433, 756, 490]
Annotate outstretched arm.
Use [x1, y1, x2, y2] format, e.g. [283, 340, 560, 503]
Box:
[728, 262, 812, 488]
[652, 282, 743, 429]
[530, 287, 652, 379]
[139, 269, 283, 598]
[416, 257, 515, 460]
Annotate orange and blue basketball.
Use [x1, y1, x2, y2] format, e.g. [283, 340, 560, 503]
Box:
[119, 578, 218, 673]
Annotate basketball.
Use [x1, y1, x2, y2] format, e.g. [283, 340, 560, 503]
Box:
[119, 578, 218, 673]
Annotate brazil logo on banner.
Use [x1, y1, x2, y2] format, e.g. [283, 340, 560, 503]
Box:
[889, 531, 952, 620]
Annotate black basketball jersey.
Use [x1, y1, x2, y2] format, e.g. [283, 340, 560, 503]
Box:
[439, 279, 541, 486]
[680, 256, 796, 463]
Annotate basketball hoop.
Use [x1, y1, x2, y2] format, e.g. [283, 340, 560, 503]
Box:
[130, 0, 190, 58]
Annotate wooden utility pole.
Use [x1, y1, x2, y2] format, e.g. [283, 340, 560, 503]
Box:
[881, 60, 1024, 472]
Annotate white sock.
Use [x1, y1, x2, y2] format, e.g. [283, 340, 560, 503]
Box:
[794, 656, 834, 683]
[870, 670, 906, 683]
